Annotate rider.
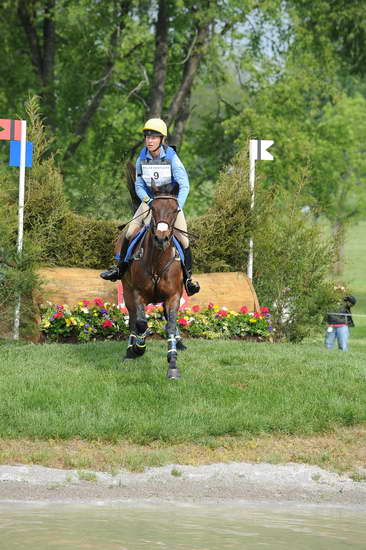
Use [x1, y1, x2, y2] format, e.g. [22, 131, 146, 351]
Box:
[100, 118, 200, 296]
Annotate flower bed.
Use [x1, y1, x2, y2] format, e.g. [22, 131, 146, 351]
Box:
[39, 299, 273, 343]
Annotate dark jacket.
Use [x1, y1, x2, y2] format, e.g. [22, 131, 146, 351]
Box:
[326, 296, 356, 327]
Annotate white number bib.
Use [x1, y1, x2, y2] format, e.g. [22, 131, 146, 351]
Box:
[142, 164, 172, 187]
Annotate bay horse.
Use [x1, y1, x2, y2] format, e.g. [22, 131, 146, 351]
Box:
[122, 185, 186, 379]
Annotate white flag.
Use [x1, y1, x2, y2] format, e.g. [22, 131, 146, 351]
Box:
[250, 139, 274, 161]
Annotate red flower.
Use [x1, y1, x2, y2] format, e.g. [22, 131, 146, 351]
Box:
[94, 298, 104, 307]
[53, 311, 64, 319]
[178, 318, 188, 326]
[208, 302, 214, 309]
[82, 300, 90, 306]
[102, 320, 113, 329]
[253, 312, 262, 318]
[191, 305, 200, 313]
[260, 307, 269, 314]
[218, 310, 228, 317]
[56, 304, 64, 310]
[239, 305, 248, 314]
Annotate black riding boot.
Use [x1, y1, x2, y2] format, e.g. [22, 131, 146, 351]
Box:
[183, 246, 200, 296]
[100, 238, 130, 282]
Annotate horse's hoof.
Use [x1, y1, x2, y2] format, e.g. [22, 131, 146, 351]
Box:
[123, 356, 135, 361]
[176, 340, 187, 351]
[167, 367, 181, 379]
[133, 345, 146, 357]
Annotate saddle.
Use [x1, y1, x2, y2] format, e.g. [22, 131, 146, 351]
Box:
[124, 226, 185, 265]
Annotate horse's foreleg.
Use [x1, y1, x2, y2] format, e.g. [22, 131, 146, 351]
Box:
[164, 306, 187, 351]
[165, 298, 181, 379]
[175, 326, 187, 351]
[125, 307, 137, 360]
[132, 302, 149, 356]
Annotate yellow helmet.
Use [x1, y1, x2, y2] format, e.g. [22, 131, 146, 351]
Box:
[143, 118, 167, 137]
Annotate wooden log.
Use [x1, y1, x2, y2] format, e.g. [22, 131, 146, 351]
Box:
[37, 267, 260, 312]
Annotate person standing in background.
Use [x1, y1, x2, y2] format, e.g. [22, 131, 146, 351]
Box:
[325, 291, 356, 351]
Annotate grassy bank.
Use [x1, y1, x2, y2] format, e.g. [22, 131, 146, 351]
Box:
[0, 220, 365, 477]
[1, 338, 366, 476]
[1, 339, 366, 441]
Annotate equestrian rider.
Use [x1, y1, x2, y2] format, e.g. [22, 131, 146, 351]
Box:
[100, 118, 200, 296]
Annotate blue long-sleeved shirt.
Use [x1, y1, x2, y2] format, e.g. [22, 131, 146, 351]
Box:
[135, 147, 189, 209]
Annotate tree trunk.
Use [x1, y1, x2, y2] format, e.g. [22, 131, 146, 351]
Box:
[17, 0, 56, 128]
[332, 220, 346, 276]
[148, 0, 169, 118]
[63, 0, 133, 159]
[166, 23, 210, 131]
[169, 91, 191, 150]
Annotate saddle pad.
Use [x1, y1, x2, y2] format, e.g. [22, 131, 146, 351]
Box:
[124, 226, 147, 262]
[120, 227, 185, 265]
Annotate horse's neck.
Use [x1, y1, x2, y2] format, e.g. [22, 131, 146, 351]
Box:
[144, 230, 174, 268]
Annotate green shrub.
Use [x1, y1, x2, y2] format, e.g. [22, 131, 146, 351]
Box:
[190, 147, 337, 341]
[190, 147, 252, 272]
[0, 168, 43, 339]
[23, 97, 119, 268]
[0, 96, 119, 340]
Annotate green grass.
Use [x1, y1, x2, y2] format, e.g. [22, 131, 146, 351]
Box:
[343, 219, 366, 340]
[1, 339, 365, 442]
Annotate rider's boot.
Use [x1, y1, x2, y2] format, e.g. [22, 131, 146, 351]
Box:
[100, 237, 130, 282]
[182, 246, 200, 296]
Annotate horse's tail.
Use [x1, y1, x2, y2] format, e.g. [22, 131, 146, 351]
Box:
[126, 160, 140, 213]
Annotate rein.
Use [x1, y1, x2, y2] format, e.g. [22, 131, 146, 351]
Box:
[117, 209, 151, 231]
[148, 195, 179, 286]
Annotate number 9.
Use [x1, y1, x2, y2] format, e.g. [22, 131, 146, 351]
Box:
[154, 171, 159, 179]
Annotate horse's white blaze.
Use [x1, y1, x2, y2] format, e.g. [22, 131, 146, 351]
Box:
[157, 222, 169, 232]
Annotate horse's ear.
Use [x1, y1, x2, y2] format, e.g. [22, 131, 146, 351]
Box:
[151, 178, 159, 195]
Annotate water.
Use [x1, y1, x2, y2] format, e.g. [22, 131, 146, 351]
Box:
[0, 501, 365, 549]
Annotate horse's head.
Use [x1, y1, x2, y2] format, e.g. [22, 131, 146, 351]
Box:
[149, 186, 179, 250]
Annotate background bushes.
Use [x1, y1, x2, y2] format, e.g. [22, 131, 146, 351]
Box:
[1, 98, 337, 342]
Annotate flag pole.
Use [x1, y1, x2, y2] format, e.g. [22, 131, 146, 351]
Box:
[13, 120, 27, 340]
[247, 140, 256, 280]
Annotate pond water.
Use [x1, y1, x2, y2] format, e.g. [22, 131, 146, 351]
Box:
[1, 501, 365, 549]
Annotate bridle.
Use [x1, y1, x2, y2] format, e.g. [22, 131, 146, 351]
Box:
[147, 195, 180, 286]
[149, 195, 180, 243]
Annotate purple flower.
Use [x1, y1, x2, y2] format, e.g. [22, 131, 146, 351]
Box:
[101, 308, 108, 315]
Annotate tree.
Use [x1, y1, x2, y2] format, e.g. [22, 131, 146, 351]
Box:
[1, 0, 263, 217]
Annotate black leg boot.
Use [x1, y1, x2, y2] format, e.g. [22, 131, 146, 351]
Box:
[100, 238, 130, 281]
[182, 246, 200, 296]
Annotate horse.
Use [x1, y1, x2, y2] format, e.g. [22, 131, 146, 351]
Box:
[121, 184, 186, 379]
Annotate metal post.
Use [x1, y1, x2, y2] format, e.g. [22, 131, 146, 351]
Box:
[247, 141, 256, 280]
[13, 120, 27, 340]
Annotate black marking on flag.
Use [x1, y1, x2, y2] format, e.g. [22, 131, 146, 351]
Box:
[10, 120, 15, 140]
[257, 139, 261, 160]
